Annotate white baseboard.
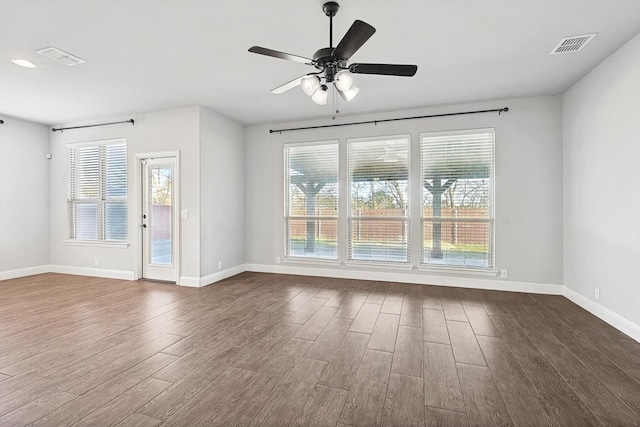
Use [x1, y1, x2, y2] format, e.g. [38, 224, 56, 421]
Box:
[49, 265, 135, 281]
[179, 263, 247, 288]
[1, 264, 133, 281]
[247, 263, 640, 342]
[245, 263, 563, 295]
[199, 264, 247, 287]
[526, 282, 564, 295]
[0, 265, 51, 281]
[3, 262, 636, 343]
[563, 286, 640, 342]
[2, 263, 560, 294]
[2, 263, 245, 288]
[178, 276, 201, 287]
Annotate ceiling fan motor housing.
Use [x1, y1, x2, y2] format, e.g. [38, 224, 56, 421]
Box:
[313, 47, 338, 82]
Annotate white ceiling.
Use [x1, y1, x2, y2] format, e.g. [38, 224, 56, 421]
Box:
[1, 0, 639, 126]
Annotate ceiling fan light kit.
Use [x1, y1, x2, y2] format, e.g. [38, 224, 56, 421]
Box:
[301, 75, 321, 96]
[249, 1, 417, 105]
[338, 85, 359, 102]
[334, 70, 353, 91]
[312, 85, 329, 105]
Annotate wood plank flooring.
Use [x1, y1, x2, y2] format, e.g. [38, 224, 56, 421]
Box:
[1, 272, 639, 426]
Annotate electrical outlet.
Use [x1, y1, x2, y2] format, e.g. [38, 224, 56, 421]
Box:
[94, 258, 99, 267]
[500, 269, 508, 279]
[595, 288, 600, 300]
[217, 261, 222, 270]
[276, 256, 281, 264]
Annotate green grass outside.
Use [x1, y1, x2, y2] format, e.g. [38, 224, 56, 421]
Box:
[424, 241, 489, 253]
[290, 238, 487, 253]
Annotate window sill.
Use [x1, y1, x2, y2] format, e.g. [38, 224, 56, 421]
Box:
[345, 261, 414, 271]
[283, 257, 341, 266]
[64, 240, 130, 249]
[418, 265, 498, 277]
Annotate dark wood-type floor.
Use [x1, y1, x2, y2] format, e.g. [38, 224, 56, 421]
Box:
[1, 272, 639, 426]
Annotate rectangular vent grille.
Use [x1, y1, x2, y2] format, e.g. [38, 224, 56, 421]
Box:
[550, 34, 596, 55]
[37, 46, 85, 65]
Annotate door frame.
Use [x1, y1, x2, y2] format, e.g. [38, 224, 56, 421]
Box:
[134, 151, 180, 283]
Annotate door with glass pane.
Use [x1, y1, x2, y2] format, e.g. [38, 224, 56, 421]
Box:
[142, 157, 176, 281]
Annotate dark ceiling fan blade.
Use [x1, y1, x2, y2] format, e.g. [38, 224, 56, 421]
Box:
[333, 20, 376, 60]
[248, 46, 312, 64]
[271, 75, 308, 94]
[349, 63, 418, 76]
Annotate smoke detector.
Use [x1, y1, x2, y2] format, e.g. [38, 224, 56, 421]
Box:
[550, 34, 596, 55]
[37, 46, 85, 66]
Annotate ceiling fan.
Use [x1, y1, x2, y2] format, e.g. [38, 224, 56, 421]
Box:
[248, 1, 418, 105]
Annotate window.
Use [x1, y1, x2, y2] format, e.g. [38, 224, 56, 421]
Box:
[284, 142, 338, 260]
[68, 139, 127, 242]
[421, 129, 494, 269]
[348, 136, 410, 263]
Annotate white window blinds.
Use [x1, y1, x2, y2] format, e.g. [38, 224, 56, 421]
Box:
[68, 140, 127, 242]
[421, 129, 494, 269]
[348, 136, 410, 263]
[284, 142, 338, 259]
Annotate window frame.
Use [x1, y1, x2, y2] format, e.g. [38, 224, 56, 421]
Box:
[67, 138, 128, 246]
[283, 140, 339, 261]
[419, 128, 495, 271]
[347, 134, 411, 265]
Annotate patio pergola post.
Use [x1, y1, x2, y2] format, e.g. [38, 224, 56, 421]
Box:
[424, 178, 456, 259]
[296, 182, 325, 253]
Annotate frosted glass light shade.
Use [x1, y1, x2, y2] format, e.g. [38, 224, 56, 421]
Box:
[338, 85, 359, 102]
[311, 86, 328, 105]
[334, 70, 353, 91]
[301, 76, 320, 96]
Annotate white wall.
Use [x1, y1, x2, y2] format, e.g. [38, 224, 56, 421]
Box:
[48, 107, 201, 280]
[45, 105, 245, 285]
[245, 96, 563, 288]
[563, 33, 640, 326]
[199, 107, 245, 282]
[0, 116, 50, 277]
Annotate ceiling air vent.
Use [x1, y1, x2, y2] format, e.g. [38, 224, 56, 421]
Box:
[36, 46, 85, 65]
[550, 34, 596, 55]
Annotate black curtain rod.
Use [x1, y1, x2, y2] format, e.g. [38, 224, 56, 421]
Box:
[52, 119, 134, 133]
[270, 107, 509, 134]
